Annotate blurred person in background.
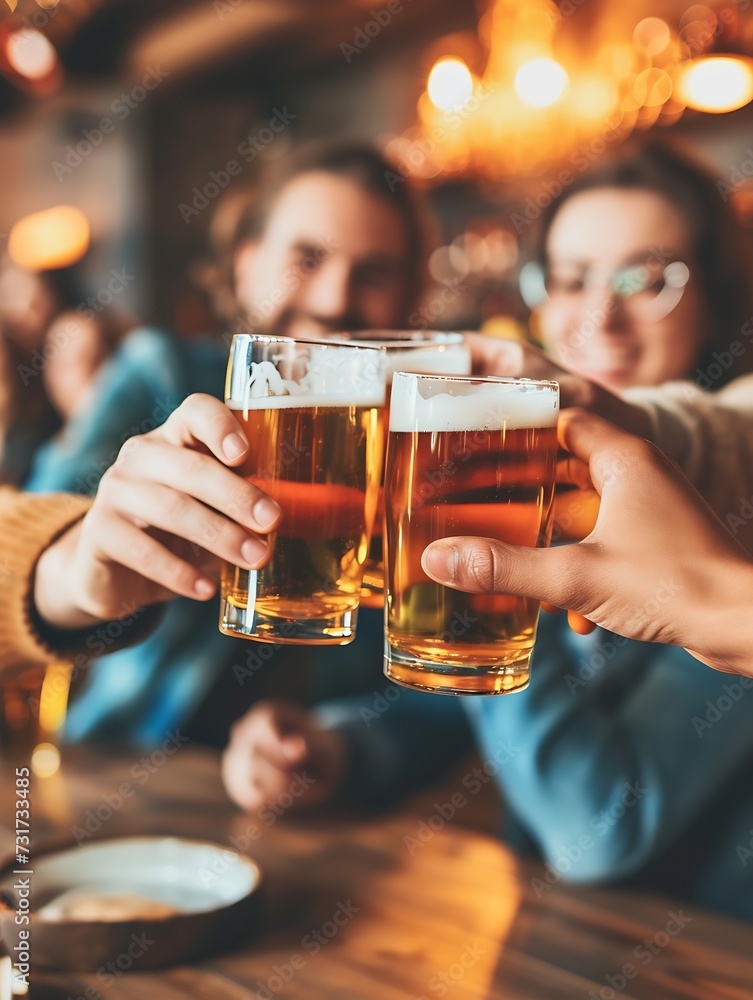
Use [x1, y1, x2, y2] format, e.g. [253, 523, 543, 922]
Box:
[22, 141, 434, 747]
[41, 310, 124, 422]
[224, 141, 753, 921]
[0, 256, 132, 484]
[0, 258, 71, 485]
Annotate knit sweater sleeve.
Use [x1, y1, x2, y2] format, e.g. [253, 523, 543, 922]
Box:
[0, 489, 159, 672]
[622, 374, 753, 554]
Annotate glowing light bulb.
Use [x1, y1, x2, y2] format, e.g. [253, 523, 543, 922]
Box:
[31, 742, 61, 778]
[6, 28, 57, 80]
[677, 56, 753, 113]
[8, 206, 90, 270]
[427, 57, 474, 112]
[514, 58, 568, 108]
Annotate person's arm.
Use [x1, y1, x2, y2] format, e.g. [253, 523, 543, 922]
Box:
[33, 393, 281, 631]
[422, 409, 753, 677]
[0, 488, 94, 671]
[462, 624, 753, 882]
[621, 375, 753, 552]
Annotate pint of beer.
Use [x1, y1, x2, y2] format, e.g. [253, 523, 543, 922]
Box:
[219, 335, 386, 645]
[338, 332, 472, 605]
[384, 373, 559, 694]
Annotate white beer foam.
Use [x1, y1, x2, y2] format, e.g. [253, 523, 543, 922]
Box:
[384, 345, 471, 378]
[389, 378, 558, 432]
[227, 393, 382, 411]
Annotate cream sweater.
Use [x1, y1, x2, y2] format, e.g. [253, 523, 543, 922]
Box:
[625, 374, 753, 553]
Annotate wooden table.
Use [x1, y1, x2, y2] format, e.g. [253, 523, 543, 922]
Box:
[2, 747, 752, 1000]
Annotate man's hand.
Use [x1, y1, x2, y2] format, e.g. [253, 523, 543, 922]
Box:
[34, 393, 282, 630]
[222, 700, 346, 813]
[466, 334, 652, 438]
[422, 409, 753, 677]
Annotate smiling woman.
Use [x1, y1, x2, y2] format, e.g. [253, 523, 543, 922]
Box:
[530, 140, 753, 392]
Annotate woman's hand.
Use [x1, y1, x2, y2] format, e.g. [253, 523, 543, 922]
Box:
[466, 333, 652, 438]
[34, 393, 281, 630]
[422, 409, 753, 676]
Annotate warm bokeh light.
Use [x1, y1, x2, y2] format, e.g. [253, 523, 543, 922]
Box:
[427, 57, 474, 112]
[31, 742, 61, 778]
[38, 661, 73, 732]
[677, 56, 753, 113]
[8, 206, 90, 270]
[6, 28, 58, 80]
[633, 18, 671, 57]
[633, 68, 673, 108]
[514, 58, 568, 107]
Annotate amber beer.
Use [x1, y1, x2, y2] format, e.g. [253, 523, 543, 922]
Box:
[342, 332, 472, 605]
[384, 373, 559, 694]
[219, 336, 385, 645]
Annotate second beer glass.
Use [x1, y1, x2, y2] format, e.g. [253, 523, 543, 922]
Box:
[220, 335, 386, 645]
[384, 372, 559, 694]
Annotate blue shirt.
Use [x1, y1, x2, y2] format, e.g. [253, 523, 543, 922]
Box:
[319, 615, 753, 922]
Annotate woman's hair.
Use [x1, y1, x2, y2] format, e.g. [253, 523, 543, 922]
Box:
[535, 139, 753, 388]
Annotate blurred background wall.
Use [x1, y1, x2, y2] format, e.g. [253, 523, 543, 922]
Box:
[0, 0, 751, 334]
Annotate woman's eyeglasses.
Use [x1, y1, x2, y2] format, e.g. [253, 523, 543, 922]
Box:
[520, 258, 691, 323]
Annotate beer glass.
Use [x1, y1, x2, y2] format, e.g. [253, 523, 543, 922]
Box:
[335, 332, 472, 606]
[219, 335, 386, 645]
[0, 662, 72, 772]
[384, 372, 559, 694]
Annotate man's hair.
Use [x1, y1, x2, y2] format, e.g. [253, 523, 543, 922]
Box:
[233, 141, 432, 303]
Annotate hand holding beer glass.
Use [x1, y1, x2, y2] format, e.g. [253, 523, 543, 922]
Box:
[220, 335, 386, 645]
[384, 373, 559, 694]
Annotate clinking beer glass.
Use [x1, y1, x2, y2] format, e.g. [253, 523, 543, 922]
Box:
[333, 331, 472, 606]
[219, 335, 386, 645]
[383, 372, 559, 695]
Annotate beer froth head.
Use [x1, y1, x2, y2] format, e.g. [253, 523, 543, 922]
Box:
[232, 143, 432, 340]
[389, 373, 559, 434]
